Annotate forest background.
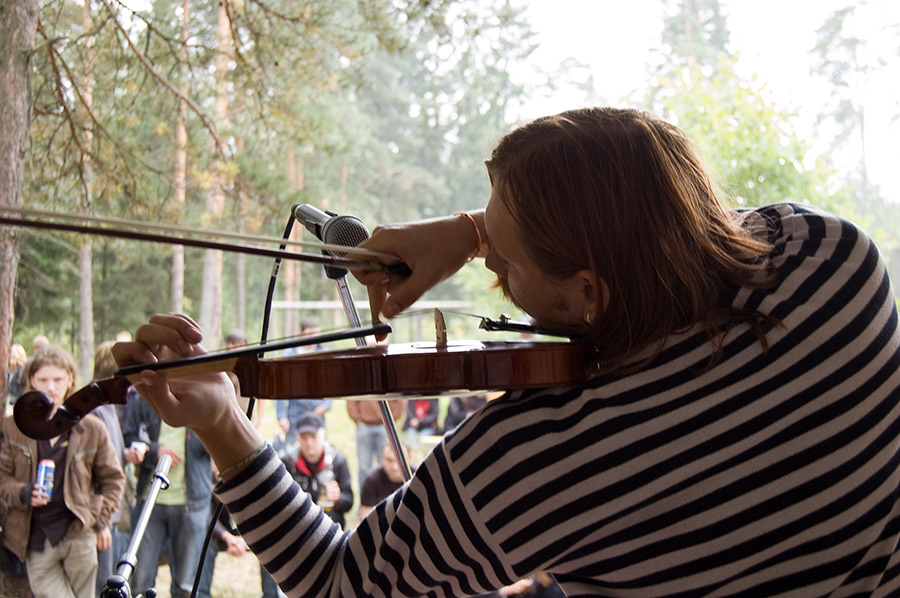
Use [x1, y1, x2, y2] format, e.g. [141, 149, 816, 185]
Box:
[1, 0, 899, 388]
[0, 0, 898, 596]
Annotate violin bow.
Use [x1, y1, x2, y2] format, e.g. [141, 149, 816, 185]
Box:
[0, 207, 411, 276]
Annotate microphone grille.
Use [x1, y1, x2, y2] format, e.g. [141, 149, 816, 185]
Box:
[322, 215, 370, 254]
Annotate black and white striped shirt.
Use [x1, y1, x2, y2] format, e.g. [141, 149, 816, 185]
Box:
[217, 204, 900, 597]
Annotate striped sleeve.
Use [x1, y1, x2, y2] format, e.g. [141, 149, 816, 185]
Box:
[217, 203, 900, 597]
[216, 441, 518, 598]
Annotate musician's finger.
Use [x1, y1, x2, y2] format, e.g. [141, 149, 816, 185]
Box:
[379, 271, 443, 320]
[137, 316, 201, 354]
[365, 282, 389, 341]
[132, 371, 174, 414]
[111, 339, 159, 368]
[147, 313, 203, 344]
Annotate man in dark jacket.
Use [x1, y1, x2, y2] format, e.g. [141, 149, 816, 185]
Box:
[259, 412, 353, 597]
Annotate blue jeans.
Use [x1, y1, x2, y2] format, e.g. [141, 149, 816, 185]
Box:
[356, 423, 387, 488]
[129, 501, 210, 598]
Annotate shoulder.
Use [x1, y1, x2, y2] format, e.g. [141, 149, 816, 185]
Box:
[76, 416, 114, 444]
[328, 445, 350, 466]
[1, 416, 30, 446]
[745, 203, 868, 253]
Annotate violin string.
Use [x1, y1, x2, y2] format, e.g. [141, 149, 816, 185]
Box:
[0, 206, 395, 261]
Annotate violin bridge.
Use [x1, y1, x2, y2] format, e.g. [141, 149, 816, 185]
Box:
[434, 308, 448, 348]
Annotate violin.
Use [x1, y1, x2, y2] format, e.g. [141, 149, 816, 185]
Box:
[13, 324, 589, 441]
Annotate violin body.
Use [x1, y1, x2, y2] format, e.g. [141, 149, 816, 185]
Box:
[244, 340, 588, 399]
[14, 339, 588, 440]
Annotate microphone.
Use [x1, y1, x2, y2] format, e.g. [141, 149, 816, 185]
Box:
[292, 204, 369, 247]
[292, 204, 370, 279]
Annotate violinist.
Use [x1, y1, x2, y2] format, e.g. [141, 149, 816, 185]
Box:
[112, 107, 900, 597]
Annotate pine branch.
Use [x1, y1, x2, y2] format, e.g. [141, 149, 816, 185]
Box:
[96, 0, 226, 160]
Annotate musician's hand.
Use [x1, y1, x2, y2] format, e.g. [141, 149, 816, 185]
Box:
[111, 313, 240, 437]
[354, 212, 484, 337]
[114, 313, 265, 483]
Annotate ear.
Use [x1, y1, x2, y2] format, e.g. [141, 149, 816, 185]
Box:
[568, 268, 609, 320]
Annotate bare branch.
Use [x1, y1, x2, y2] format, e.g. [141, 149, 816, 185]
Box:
[96, 0, 226, 160]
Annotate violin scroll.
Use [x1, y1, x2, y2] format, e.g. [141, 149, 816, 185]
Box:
[13, 377, 132, 440]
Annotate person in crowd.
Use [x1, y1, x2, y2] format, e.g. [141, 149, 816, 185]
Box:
[113, 107, 900, 596]
[347, 398, 405, 489]
[258, 412, 353, 596]
[122, 388, 212, 598]
[6, 343, 28, 407]
[30, 335, 49, 354]
[358, 442, 411, 522]
[224, 329, 246, 349]
[222, 328, 264, 427]
[14, 335, 49, 409]
[0, 345, 124, 598]
[90, 340, 147, 595]
[443, 394, 488, 434]
[195, 491, 251, 598]
[284, 413, 353, 527]
[275, 318, 331, 433]
[402, 397, 440, 449]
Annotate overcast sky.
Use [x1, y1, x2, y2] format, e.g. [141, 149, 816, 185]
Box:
[512, 0, 899, 203]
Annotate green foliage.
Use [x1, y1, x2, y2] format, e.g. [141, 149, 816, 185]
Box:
[648, 56, 839, 212]
[643, 0, 859, 220]
[14, 0, 897, 352]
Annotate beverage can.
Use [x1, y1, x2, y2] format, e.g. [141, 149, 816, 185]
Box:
[317, 469, 335, 511]
[36, 459, 55, 500]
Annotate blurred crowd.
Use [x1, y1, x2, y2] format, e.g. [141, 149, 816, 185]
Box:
[1, 321, 560, 598]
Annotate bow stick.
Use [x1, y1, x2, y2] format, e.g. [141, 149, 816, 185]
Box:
[0, 207, 412, 276]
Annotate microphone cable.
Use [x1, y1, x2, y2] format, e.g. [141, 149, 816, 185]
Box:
[190, 212, 298, 598]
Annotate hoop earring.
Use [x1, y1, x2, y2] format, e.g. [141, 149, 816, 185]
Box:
[584, 311, 593, 326]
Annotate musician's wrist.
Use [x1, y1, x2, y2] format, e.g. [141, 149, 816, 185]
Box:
[452, 210, 488, 260]
[196, 402, 264, 481]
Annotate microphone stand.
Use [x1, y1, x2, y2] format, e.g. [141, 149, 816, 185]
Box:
[333, 275, 412, 482]
[100, 454, 173, 598]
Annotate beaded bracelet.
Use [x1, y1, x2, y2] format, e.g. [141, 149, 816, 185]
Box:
[453, 211, 483, 261]
[217, 443, 267, 480]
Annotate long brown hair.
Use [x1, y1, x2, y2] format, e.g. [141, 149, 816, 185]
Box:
[26, 345, 79, 398]
[485, 107, 777, 372]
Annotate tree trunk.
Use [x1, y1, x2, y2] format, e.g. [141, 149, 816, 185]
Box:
[171, 0, 190, 314]
[78, 241, 94, 379]
[0, 0, 39, 412]
[78, 0, 95, 380]
[234, 134, 246, 335]
[199, 1, 230, 347]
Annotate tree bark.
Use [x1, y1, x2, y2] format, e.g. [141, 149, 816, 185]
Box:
[0, 0, 39, 412]
[78, 0, 96, 380]
[199, 1, 230, 347]
[171, 0, 190, 314]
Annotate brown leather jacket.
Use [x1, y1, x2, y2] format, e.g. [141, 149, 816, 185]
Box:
[346, 399, 406, 426]
[0, 414, 125, 560]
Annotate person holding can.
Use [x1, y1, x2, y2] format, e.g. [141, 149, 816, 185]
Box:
[0, 345, 125, 598]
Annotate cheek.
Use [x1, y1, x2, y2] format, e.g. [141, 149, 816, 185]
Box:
[484, 251, 507, 278]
